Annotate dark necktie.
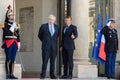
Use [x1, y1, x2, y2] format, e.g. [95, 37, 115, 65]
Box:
[64, 26, 69, 33]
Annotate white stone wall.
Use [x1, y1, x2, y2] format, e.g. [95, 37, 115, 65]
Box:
[0, 0, 13, 61]
[15, 0, 57, 73]
[0, 0, 13, 23]
[12, 0, 120, 77]
[114, 0, 120, 61]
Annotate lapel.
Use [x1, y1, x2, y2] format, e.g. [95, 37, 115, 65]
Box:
[46, 23, 51, 36]
[53, 24, 57, 36]
[63, 26, 66, 34]
[63, 25, 71, 34]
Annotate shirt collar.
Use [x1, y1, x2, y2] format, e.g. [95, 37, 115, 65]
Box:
[66, 24, 71, 27]
[48, 23, 54, 27]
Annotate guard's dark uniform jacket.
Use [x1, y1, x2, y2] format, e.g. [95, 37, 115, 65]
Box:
[101, 26, 118, 53]
[2, 22, 20, 48]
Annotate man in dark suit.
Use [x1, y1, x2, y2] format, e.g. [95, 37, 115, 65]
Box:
[38, 15, 59, 79]
[61, 16, 78, 79]
[101, 19, 118, 79]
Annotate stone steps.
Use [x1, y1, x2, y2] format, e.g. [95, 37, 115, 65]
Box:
[4, 78, 114, 80]
[73, 64, 98, 78]
[0, 63, 22, 79]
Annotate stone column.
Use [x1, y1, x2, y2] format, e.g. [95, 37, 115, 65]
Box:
[114, 0, 120, 77]
[71, 0, 98, 78]
[114, 0, 120, 62]
[0, 0, 13, 79]
[0, 0, 13, 63]
[0, 1, 22, 79]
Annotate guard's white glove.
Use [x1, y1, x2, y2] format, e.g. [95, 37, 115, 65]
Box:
[18, 42, 21, 52]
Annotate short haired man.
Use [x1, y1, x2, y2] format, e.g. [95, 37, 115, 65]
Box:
[61, 16, 78, 79]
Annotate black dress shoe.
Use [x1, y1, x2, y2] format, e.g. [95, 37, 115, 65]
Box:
[111, 76, 115, 79]
[107, 76, 113, 79]
[40, 76, 45, 79]
[67, 75, 72, 79]
[61, 75, 68, 79]
[107, 77, 111, 79]
[50, 75, 57, 79]
[9, 74, 18, 79]
[106, 76, 115, 79]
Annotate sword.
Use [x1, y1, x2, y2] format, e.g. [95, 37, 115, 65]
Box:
[17, 51, 25, 72]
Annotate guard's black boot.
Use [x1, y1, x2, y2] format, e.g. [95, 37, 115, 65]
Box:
[9, 62, 18, 79]
[9, 74, 18, 79]
[5, 61, 10, 79]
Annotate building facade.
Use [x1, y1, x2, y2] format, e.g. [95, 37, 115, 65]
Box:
[0, 0, 120, 78]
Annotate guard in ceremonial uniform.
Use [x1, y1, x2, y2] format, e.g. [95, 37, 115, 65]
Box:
[101, 19, 118, 79]
[2, 12, 20, 79]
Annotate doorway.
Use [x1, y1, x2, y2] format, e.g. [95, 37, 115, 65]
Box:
[57, 0, 72, 76]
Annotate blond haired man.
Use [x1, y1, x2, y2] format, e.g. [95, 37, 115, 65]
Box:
[38, 15, 59, 79]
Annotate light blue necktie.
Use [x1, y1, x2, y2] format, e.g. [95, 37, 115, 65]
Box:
[50, 25, 54, 36]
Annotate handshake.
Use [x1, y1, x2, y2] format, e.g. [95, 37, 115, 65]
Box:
[9, 22, 19, 32]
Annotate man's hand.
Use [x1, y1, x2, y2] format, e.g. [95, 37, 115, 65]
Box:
[60, 47, 62, 51]
[71, 33, 75, 39]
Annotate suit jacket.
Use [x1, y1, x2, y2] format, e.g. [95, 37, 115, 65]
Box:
[101, 26, 118, 53]
[38, 23, 59, 50]
[62, 24, 78, 50]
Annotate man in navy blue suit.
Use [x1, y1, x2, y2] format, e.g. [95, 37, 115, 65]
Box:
[61, 16, 78, 79]
[38, 15, 59, 79]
